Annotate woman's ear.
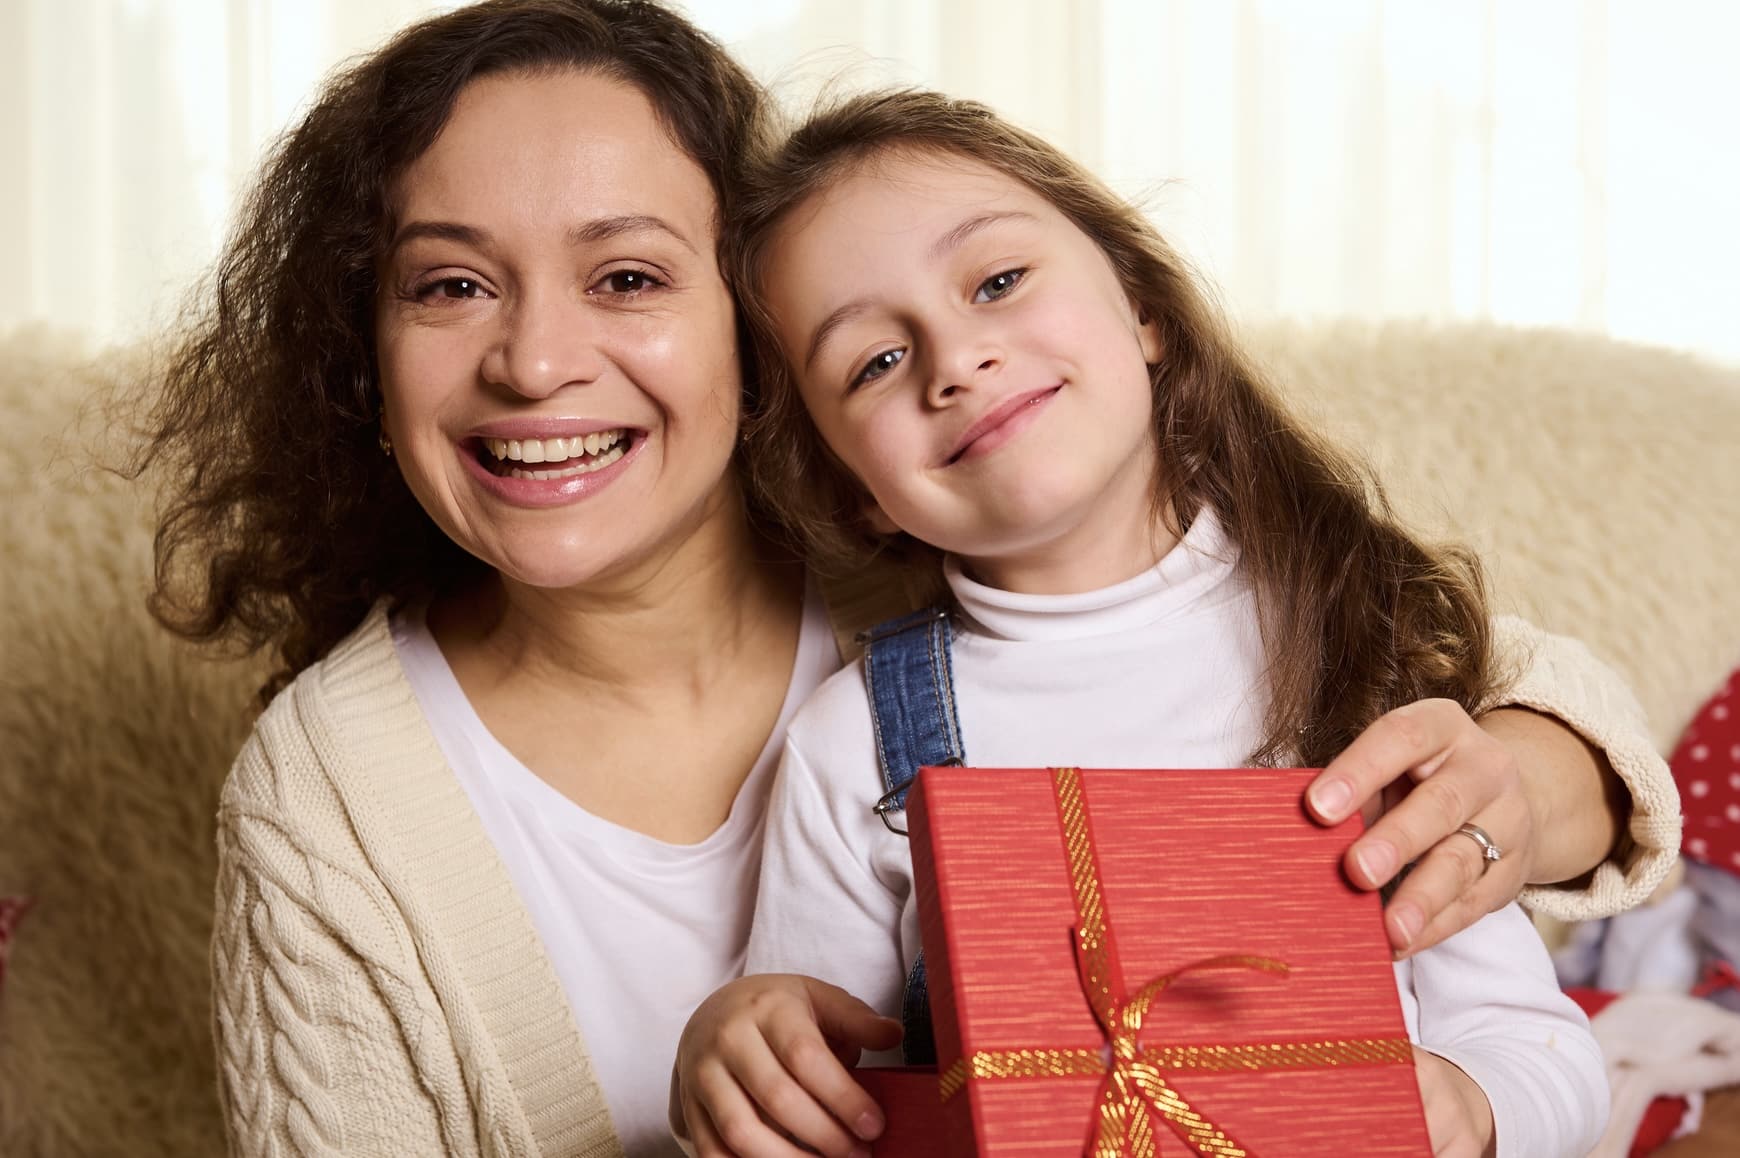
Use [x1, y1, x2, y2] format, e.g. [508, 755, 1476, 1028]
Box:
[1133, 302, 1163, 364]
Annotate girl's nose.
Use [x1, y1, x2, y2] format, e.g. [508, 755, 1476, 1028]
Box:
[928, 337, 1003, 407]
[482, 290, 607, 399]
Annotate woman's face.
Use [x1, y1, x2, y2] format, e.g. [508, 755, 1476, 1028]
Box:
[376, 69, 743, 592]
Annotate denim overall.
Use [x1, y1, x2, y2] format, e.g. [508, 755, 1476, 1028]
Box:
[859, 606, 964, 1066]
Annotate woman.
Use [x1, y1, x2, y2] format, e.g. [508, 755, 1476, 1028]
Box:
[144, 2, 1674, 1155]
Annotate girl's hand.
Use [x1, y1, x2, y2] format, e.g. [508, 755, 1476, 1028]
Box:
[669, 973, 902, 1158]
[1306, 699, 1540, 957]
[1412, 1046, 1496, 1157]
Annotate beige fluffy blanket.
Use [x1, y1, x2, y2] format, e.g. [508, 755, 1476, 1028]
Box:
[0, 320, 1734, 1156]
[0, 327, 262, 1156]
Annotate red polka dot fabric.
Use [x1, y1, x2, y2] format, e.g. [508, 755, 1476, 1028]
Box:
[1672, 668, 1740, 873]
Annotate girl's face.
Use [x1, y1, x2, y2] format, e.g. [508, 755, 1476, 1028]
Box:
[761, 150, 1165, 593]
[375, 69, 744, 592]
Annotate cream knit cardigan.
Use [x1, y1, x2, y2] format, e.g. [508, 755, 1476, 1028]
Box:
[212, 604, 1680, 1157]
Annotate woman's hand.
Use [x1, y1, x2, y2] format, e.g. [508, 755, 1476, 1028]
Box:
[669, 973, 902, 1158]
[1412, 1046, 1496, 1157]
[1306, 699, 1545, 957]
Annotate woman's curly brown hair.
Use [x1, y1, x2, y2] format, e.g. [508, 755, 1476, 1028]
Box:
[731, 90, 1504, 768]
[139, 0, 769, 704]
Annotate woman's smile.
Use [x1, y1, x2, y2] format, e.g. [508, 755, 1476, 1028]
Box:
[461, 427, 645, 507]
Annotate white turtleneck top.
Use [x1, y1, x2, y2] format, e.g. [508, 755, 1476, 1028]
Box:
[745, 510, 1607, 1158]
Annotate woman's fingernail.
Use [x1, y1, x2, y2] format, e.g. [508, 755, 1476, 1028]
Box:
[1310, 778, 1353, 819]
[1390, 902, 1423, 949]
[856, 1110, 885, 1140]
[1354, 842, 1397, 886]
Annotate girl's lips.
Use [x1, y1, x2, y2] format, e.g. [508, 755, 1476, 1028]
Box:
[946, 385, 1062, 465]
[460, 430, 643, 508]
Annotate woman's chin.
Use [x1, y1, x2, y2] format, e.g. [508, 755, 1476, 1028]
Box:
[480, 539, 639, 595]
[472, 520, 721, 597]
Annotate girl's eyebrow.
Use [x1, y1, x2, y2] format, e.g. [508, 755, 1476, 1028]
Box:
[927, 210, 1036, 261]
[805, 301, 872, 372]
[804, 210, 1038, 371]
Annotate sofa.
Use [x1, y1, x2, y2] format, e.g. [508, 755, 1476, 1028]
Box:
[1, 320, 1735, 1156]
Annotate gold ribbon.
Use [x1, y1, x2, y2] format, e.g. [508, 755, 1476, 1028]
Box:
[935, 766, 1413, 1157]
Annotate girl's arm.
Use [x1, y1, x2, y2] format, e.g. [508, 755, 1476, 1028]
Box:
[1308, 616, 1680, 956]
[671, 734, 904, 1158]
[1405, 903, 1609, 1158]
[671, 973, 898, 1158]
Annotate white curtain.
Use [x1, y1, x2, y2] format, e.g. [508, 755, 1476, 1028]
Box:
[8, 0, 1738, 364]
[2, 0, 463, 343]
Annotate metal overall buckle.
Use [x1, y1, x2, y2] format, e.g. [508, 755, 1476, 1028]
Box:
[871, 756, 962, 837]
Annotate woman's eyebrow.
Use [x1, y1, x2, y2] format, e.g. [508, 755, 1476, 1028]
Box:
[569, 214, 697, 254]
[388, 220, 487, 255]
[386, 214, 697, 257]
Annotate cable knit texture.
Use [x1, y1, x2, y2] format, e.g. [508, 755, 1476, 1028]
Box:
[1492, 617, 1682, 920]
[211, 607, 623, 1158]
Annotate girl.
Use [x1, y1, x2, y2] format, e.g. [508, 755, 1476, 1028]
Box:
[670, 91, 1614, 1158]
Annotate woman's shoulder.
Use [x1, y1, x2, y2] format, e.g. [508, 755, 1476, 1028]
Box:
[222, 601, 415, 817]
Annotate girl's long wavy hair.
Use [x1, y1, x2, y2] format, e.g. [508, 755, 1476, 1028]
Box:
[732, 90, 1502, 767]
[139, 0, 769, 704]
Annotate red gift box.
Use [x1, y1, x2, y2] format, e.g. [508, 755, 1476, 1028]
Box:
[854, 1067, 952, 1156]
[906, 766, 1431, 1156]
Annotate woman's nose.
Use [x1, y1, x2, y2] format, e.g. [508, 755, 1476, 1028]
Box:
[483, 290, 606, 399]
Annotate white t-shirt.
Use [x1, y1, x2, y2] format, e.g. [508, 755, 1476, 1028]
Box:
[393, 583, 838, 1158]
[747, 510, 1608, 1158]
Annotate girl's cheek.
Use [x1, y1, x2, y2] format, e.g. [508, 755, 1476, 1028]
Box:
[860, 406, 914, 475]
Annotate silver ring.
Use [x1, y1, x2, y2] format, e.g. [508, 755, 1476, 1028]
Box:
[1454, 823, 1503, 873]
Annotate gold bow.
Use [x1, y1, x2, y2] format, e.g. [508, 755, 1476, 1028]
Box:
[935, 767, 1413, 1157]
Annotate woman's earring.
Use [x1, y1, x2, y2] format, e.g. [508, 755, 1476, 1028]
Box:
[378, 426, 394, 458]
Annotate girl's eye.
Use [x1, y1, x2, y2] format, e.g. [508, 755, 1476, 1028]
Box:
[852, 348, 905, 389]
[596, 269, 664, 295]
[973, 268, 1026, 303]
[417, 276, 488, 300]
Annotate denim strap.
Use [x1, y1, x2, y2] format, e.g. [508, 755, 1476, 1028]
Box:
[858, 605, 963, 1065]
[861, 607, 965, 816]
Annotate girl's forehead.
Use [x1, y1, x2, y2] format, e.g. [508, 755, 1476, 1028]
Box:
[834, 147, 1032, 207]
[770, 148, 1048, 259]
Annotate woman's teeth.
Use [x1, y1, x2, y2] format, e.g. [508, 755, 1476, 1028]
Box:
[481, 431, 629, 479]
[487, 431, 623, 463]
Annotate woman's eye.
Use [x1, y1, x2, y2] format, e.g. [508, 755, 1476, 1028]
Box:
[597, 269, 663, 295]
[418, 276, 487, 300]
[973, 268, 1026, 303]
[852, 348, 905, 388]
